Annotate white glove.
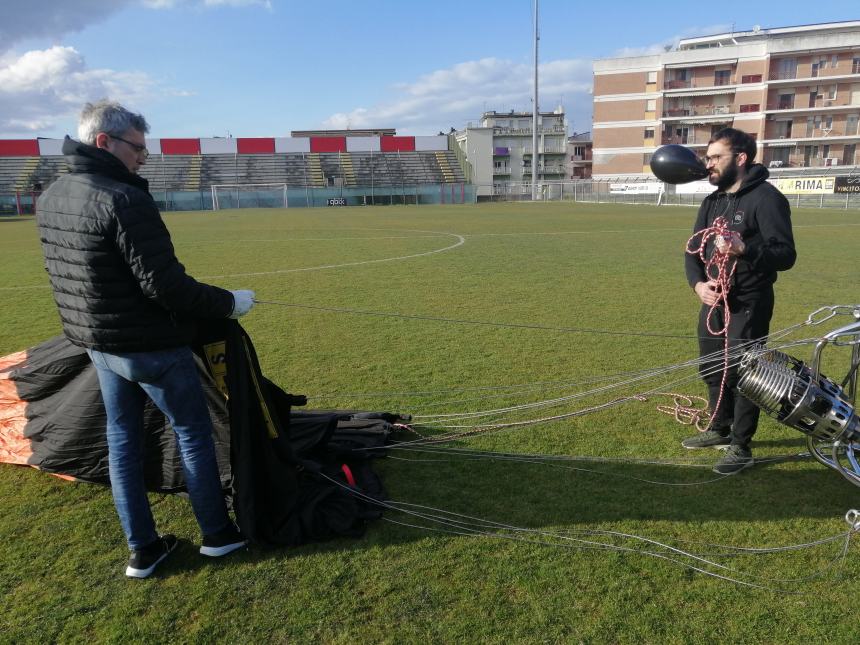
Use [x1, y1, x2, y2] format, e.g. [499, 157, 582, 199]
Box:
[229, 290, 256, 318]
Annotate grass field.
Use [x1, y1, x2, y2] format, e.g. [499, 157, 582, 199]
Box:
[1, 201, 860, 643]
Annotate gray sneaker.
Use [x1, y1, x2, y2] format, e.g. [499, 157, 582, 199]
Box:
[713, 445, 754, 475]
[681, 429, 731, 449]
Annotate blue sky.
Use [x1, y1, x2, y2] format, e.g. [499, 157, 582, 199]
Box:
[1, 1, 857, 139]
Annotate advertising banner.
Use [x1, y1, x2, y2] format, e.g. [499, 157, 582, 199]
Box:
[675, 180, 716, 195]
[609, 182, 663, 194]
[770, 176, 835, 195]
[834, 176, 860, 194]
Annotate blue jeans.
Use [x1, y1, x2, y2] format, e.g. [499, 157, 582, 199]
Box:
[87, 346, 230, 550]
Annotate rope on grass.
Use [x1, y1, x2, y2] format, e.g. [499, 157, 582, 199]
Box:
[649, 392, 711, 432]
[685, 215, 737, 433]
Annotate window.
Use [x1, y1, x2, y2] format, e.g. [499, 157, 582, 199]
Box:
[643, 153, 653, 165]
[739, 103, 760, 113]
[843, 144, 857, 166]
[826, 85, 837, 100]
[714, 69, 732, 86]
[854, 58, 860, 74]
[769, 147, 790, 166]
[775, 58, 797, 80]
[643, 128, 655, 139]
[741, 74, 763, 83]
[846, 114, 859, 136]
[822, 145, 831, 159]
[777, 93, 794, 109]
[647, 70, 657, 83]
[645, 99, 656, 112]
[832, 54, 839, 69]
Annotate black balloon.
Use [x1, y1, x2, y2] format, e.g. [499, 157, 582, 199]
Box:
[649, 145, 708, 184]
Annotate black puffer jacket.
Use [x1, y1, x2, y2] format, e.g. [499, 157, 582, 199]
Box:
[685, 164, 796, 299]
[36, 137, 234, 352]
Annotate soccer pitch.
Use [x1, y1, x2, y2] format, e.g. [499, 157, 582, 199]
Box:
[1, 201, 860, 642]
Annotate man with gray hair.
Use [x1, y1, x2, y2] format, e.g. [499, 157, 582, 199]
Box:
[37, 100, 254, 578]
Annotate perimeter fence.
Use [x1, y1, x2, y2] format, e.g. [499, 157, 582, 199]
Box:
[4, 175, 859, 214]
[0, 183, 476, 215]
[478, 177, 860, 210]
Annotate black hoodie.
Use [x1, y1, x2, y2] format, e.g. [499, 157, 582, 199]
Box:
[684, 163, 796, 300]
[36, 137, 234, 352]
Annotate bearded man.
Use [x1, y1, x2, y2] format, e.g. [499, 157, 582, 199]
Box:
[681, 128, 796, 475]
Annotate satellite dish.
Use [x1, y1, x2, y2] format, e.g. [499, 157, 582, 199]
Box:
[650, 145, 709, 184]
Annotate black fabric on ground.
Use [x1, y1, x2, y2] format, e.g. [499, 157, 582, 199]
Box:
[6, 321, 401, 547]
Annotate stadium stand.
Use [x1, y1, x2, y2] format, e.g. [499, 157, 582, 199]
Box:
[0, 157, 36, 191]
[0, 136, 467, 207]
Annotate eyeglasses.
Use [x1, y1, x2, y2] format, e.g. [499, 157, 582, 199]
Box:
[111, 135, 149, 156]
[703, 153, 737, 164]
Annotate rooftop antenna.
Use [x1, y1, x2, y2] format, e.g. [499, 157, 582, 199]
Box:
[532, 0, 539, 202]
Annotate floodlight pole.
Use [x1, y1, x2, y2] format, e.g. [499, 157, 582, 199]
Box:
[531, 0, 539, 202]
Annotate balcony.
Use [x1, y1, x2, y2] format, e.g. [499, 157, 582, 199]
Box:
[523, 147, 567, 155]
[491, 125, 567, 136]
[664, 107, 691, 117]
[663, 77, 737, 91]
[764, 127, 860, 140]
[765, 98, 844, 112]
[769, 67, 860, 84]
[765, 154, 858, 169]
[523, 165, 566, 175]
[664, 79, 692, 90]
[662, 105, 734, 118]
[769, 70, 798, 81]
[660, 134, 713, 146]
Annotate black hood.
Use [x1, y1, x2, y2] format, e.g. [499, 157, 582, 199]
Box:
[733, 163, 770, 196]
[61, 135, 150, 194]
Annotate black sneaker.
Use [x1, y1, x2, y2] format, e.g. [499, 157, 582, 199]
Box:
[713, 445, 754, 475]
[681, 429, 731, 449]
[126, 535, 178, 579]
[200, 523, 247, 557]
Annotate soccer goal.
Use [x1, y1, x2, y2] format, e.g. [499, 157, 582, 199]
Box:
[211, 183, 288, 210]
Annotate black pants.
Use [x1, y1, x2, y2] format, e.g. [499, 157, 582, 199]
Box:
[697, 289, 774, 448]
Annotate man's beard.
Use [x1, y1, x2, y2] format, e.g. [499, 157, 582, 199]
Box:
[710, 161, 739, 190]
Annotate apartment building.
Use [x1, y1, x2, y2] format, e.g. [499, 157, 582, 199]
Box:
[566, 132, 593, 179]
[592, 21, 860, 178]
[455, 108, 568, 196]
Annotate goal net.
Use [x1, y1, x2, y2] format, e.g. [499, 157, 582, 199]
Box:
[211, 183, 288, 210]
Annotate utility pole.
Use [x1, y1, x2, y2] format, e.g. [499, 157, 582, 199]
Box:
[531, 0, 540, 201]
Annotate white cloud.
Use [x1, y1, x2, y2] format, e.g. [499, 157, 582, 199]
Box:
[612, 23, 734, 57]
[323, 57, 594, 135]
[0, 46, 156, 135]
